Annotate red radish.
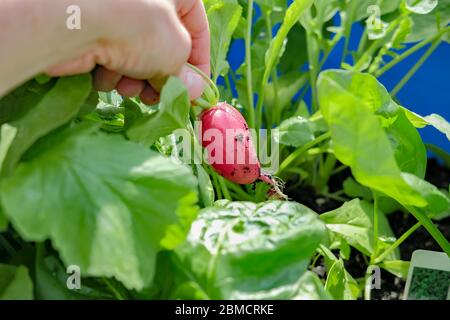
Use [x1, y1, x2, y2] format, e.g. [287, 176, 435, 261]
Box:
[200, 102, 260, 184]
[199, 102, 287, 199]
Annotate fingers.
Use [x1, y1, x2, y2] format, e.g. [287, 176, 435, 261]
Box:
[140, 84, 160, 105]
[116, 77, 146, 97]
[176, 0, 211, 76]
[93, 67, 122, 92]
[46, 51, 97, 76]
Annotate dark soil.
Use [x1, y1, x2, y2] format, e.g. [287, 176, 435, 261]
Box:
[287, 158, 450, 300]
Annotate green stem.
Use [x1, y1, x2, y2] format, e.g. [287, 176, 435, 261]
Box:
[391, 38, 442, 97]
[225, 181, 254, 201]
[278, 132, 331, 175]
[218, 176, 232, 200]
[187, 63, 219, 105]
[371, 191, 379, 262]
[306, 31, 320, 112]
[341, 2, 356, 66]
[245, 0, 255, 128]
[356, 28, 368, 57]
[264, 13, 281, 126]
[210, 169, 223, 199]
[406, 206, 450, 257]
[375, 27, 449, 77]
[353, 20, 400, 71]
[374, 222, 421, 264]
[102, 278, 125, 300]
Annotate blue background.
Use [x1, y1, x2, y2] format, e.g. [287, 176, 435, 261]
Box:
[226, 18, 450, 153]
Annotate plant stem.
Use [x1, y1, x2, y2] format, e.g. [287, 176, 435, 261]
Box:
[102, 278, 125, 300]
[278, 132, 331, 175]
[264, 11, 281, 126]
[371, 191, 379, 262]
[245, 0, 255, 128]
[406, 206, 450, 257]
[374, 222, 421, 264]
[375, 27, 449, 77]
[225, 181, 254, 201]
[218, 176, 232, 200]
[356, 28, 368, 57]
[210, 170, 223, 199]
[306, 31, 320, 112]
[391, 38, 442, 97]
[353, 20, 400, 71]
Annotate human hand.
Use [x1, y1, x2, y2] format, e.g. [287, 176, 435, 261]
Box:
[46, 0, 210, 104]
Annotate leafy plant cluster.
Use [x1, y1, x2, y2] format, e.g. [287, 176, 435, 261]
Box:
[0, 0, 449, 300]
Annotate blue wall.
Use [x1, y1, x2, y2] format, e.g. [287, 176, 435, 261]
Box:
[227, 22, 450, 153]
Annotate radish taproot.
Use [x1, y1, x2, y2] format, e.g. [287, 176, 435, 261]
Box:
[200, 102, 287, 198]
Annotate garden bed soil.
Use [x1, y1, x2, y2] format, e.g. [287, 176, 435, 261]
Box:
[286, 158, 450, 300]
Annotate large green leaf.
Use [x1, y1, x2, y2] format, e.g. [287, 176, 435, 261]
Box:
[317, 69, 426, 207]
[0, 264, 33, 300]
[0, 78, 54, 124]
[205, 0, 242, 82]
[321, 199, 397, 259]
[0, 75, 92, 175]
[126, 77, 191, 147]
[176, 200, 327, 299]
[1, 126, 198, 290]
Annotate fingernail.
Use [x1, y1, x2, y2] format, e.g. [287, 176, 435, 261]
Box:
[185, 70, 205, 100]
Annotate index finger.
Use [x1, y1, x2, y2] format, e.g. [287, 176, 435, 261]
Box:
[176, 0, 210, 76]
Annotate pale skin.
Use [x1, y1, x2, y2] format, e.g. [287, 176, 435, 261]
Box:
[0, 0, 211, 104]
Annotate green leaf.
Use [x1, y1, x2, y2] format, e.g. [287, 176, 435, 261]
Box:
[423, 114, 450, 141]
[380, 260, 410, 279]
[0, 74, 92, 175]
[275, 116, 315, 147]
[1, 127, 198, 290]
[406, 0, 450, 43]
[35, 245, 118, 300]
[401, 110, 450, 141]
[290, 271, 333, 300]
[321, 199, 397, 259]
[176, 200, 327, 299]
[0, 206, 6, 231]
[262, 0, 314, 91]
[0, 264, 33, 300]
[0, 78, 54, 124]
[126, 77, 191, 147]
[317, 70, 426, 208]
[406, 0, 438, 14]
[321, 251, 360, 300]
[402, 172, 450, 218]
[386, 110, 426, 178]
[343, 177, 373, 201]
[205, 0, 242, 82]
[265, 72, 308, 115]
[278, 24, 308, 74]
